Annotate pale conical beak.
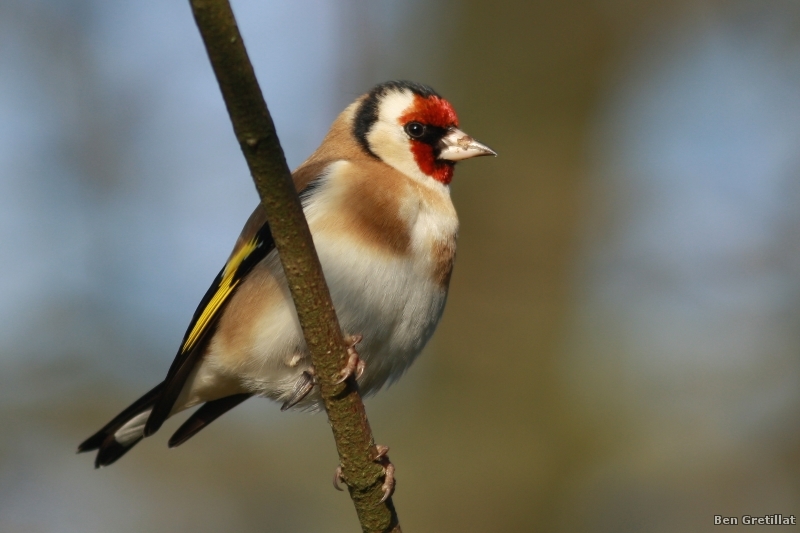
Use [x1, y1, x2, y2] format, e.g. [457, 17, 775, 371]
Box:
[437, 127, 497, 161]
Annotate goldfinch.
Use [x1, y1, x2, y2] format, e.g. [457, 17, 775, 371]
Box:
[78, 80, 495, 468]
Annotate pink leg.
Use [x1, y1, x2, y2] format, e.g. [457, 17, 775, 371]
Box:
[335, 334, 365, 384]
[332, 444, 395, 503]
[374, 446, 395, 503]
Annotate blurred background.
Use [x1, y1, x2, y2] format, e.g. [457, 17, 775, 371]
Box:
[1, 0, 799, 531]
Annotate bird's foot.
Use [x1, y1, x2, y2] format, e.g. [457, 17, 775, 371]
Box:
[374, 445, 395, 503]
[335, 334, 365, 384]
[280, 369, 315, 411]
[282, 334, 362, 409]
[332, 444, 395, 503]
[333, 465, 346, 491]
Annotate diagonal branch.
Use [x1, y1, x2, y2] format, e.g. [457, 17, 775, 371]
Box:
[188, 1, 401, 531]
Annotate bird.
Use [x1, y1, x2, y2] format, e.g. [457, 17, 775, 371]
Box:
[78, 80, 495, 471]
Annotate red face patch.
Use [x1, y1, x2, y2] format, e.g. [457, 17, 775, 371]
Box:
[399, 95, 459, 185]
[400, 94, 459, 129]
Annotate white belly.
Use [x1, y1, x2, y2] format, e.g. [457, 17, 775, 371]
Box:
[315, 233, 449, 395]
[200, 236, 449, 408]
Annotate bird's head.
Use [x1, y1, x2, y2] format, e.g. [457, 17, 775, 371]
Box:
[353, 81, 495, 186]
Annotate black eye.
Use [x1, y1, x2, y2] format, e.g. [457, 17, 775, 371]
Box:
[405, 122, 426, 139]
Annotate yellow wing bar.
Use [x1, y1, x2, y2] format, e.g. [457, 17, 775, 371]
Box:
[180, 237, 260, 353]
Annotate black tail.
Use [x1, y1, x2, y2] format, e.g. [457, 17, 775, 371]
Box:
[168, 393, 251, 448]
[77, 382, 164, 468]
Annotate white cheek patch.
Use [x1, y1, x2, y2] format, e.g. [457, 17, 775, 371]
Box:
[366, 90, 432, 184]
[377, 90, 415, 125]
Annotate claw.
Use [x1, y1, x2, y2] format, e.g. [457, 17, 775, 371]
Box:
[374, 445, 389, 460]
[380, 462, 395, 503]
[335, 335, 365, 384]
[281, 370, 315, 411]
[333, 465, 345, 491]
[347, 334, 363, 347]
[373, 444, 395, 503]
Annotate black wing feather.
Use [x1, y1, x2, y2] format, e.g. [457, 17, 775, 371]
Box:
[168, 393, 252, 448]
[144, 222, 275, 437]
[77, 381, 165, 453]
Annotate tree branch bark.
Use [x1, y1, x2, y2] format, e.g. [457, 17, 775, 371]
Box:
[188, 1, 401, 531]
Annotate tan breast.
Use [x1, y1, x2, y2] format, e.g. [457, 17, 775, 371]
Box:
[431, 236, 457, 287]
